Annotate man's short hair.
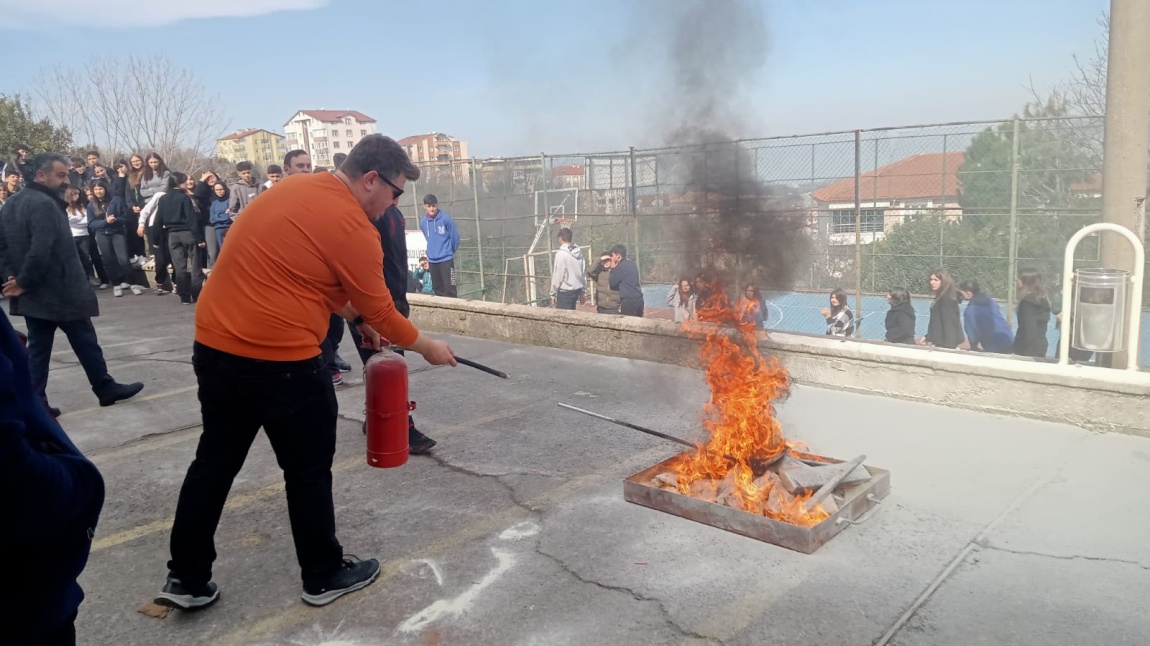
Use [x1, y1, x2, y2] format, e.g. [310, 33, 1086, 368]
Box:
[284, 149, 308, 168]
[558, 227, 573, 243]
[266, 164, 283, 175]
[12, 144, 29, 154]
[33, 152, 71, 177]
[332, 152, 348, 169]
[422, 194, 437, 206]
[85, 150, 100, 159]
[341, 135, 420, 184]
[70, 156, 84, 166]
[419, 256, 428, 262]
[3, 168, 19, 179]
[236, 161, 253, 172]
[610, 244, 627, 259]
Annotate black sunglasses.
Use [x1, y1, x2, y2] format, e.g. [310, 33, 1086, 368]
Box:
[378, 173, 404, 200]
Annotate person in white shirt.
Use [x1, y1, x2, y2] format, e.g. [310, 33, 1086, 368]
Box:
[64, 188, 103, 289]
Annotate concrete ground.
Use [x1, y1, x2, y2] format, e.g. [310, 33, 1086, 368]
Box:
[31, 290, 1149, 646]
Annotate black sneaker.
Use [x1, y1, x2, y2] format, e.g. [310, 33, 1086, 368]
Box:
[334, 354, 352, 373]
[302, 556, 381, 607]
[47, 406, 61, 418]
[98, 382, 144, 407]
[409, 427, 437, 454]
[155, 577, 220, 610]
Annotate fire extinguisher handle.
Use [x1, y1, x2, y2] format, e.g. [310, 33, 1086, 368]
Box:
[408, 401, 416, 411]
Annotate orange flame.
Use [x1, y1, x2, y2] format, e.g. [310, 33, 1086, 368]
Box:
[668, 286, 829, 527]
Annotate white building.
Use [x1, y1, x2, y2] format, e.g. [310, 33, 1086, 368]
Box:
[283, 109, 378, 168]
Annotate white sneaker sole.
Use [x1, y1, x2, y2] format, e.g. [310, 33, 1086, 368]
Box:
[154, 587, 220, 610]
[301, 563, 381, 607]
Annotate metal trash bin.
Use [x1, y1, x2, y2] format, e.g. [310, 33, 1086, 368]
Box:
[1072, 268, 1129, 352]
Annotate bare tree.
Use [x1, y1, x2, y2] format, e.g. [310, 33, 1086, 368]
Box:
[35, 56, 229, 170]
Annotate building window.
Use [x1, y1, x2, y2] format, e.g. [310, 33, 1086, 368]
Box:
[831, 209, 884, 234]
[333, 141, 340, 149]
[360, 129, 366, 136]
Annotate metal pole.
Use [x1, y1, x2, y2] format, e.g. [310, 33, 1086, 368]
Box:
[542, 154, 552, 255]
[1099, 0, 1150, 369]
[1006, 119, 1021, 326]
[872, 137, 879, 293]
[630, 146, 639, 270]
[853, 130, 862, 335]
[471, 161, 485, 300]
[939, 134, 948, 270]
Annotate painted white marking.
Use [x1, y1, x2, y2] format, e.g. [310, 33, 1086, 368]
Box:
[498, 521, 540, 541]
[572, 391, 598, 398]
[396, 548, 516, 634]
[413, 558, 445, 586]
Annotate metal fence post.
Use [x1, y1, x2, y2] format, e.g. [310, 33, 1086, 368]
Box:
[854, 130, 862, 335]
[939, 134, 948, 270]
[1006, 118, 1021, 325]
[471, 160, 485, 300]
[630, 146, 639, 269]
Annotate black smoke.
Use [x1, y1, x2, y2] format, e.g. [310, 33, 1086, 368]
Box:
[650, 0, 810, 295]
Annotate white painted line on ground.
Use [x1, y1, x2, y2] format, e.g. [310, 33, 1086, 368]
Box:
[396, 548, 516, 634]
[412, 558, 445, 586]
[498, 521, 541, 540]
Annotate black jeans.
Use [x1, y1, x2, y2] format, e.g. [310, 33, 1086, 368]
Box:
[73, 236, 94, 281]
[429, 259, 457, 297]
[555, 289, 581, 310]
[24, 612, 76, 646]
[167, 230, 204, 303]
[94, 231, 129, 286]
[87, 235, 108, 284]
[149, 230, 173, 292]
[24, 317, 115, 406]
[168, 343, 343, 590]
[620, 297, 645, 317]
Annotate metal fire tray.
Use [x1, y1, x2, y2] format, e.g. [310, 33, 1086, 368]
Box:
[624, 452, 890, 554]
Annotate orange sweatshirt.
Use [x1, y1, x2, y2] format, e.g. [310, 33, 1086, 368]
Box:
[195, 172, 418, 361]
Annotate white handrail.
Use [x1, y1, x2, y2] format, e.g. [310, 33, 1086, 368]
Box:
[1059, 223, 1146, 370]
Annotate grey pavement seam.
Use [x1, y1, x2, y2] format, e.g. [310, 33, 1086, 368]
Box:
[977, 544, 1150, 571]
[873, 432, 1096, 646]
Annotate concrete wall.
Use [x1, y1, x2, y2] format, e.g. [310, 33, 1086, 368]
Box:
[409, 295, 1150, 437]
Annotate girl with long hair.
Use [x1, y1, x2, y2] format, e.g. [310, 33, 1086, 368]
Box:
[884, 287, 916, 344]
[1013, 269, 1052, 358]
[88, 181, 142, 297]
[123, 154, 149, 266]
[667, 276, 697, 323]
[919, 268, 964, 349]
[737, 284, 766, 328]
[822, 288, 855, 337]
[65, 188, 101, 288]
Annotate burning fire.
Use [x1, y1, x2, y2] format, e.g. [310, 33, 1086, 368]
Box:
[668, 287, 829, 527]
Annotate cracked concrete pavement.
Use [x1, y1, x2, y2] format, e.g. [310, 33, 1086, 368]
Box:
[31, 291, 1150, 645]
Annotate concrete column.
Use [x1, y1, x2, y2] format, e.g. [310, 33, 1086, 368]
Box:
[1099, 0, 1150, 366]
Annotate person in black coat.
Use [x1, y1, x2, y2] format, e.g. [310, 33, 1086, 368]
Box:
[919, 268, 964, 349]
[0, 153, 144, 413]
[6, 144, 35, 184]
[344, 206, 437, 454]
[151, 173, 206, 305]
[0, 307, 105, 646]
[1013, 269, 1052, 358]
[884, 286, 916, 344]
[608, 244, 644, 317]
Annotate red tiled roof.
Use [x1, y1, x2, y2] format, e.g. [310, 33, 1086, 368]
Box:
[812, 152, 965, 203]
[218, 128, 280, 142]
[397, 134, 431, 146]
[552, 164, 585, 176]
[295, 110, 376, 124]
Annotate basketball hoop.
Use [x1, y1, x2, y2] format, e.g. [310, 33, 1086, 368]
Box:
[552, 217, 575, 228]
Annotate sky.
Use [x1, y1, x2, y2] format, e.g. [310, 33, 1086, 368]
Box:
[0, 0, 1111, 158]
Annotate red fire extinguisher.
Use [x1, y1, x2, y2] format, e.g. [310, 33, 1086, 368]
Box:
[364, 347, 415, 468]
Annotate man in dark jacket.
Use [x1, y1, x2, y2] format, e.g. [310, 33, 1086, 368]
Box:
[0, 307, 105, 646]
[151, 182, 206, 305]
[608, 244, 644, 317]
[588, 252, 620, 314]
[6, 144, 35, 185]
[0, 152, 144, 413]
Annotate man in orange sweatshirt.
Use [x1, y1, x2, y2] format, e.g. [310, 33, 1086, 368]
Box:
[155, 135, 456, 611]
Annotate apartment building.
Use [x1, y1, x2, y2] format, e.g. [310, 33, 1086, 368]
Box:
[283, 110, 378, 168]
[215, 128, 286, 170]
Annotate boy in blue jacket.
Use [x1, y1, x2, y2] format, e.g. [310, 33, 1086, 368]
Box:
[418, 194, 459, 297]
[0, 309, 105, 645]
[958, 279, 1014, 353]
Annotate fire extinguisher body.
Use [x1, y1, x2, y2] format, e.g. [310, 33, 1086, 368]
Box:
[364, 348, 414, 468]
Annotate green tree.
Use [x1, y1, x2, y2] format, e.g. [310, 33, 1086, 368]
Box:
[0, 94, 74, 155]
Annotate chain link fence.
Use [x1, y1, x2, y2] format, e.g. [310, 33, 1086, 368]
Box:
[395, 116, 1147, 365]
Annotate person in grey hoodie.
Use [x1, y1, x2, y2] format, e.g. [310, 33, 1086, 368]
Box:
[549, 228, 586, 310]
[228, 161, 262, 217]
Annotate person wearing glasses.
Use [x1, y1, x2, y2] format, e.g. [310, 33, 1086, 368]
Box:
[155, 135, 457, 612]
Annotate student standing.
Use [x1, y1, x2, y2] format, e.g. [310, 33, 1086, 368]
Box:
[64, 188, 101, 289]
[152, 173, 206, 305]
[87, 181, 141, 297]
[919, 268, 964, 349]
[419, 194, 460, 297]
[821, 288, 854, 337]
[957, 279, 1013, 353]
[1013, 269, 1052, 358]
[884, 287, 916, 344]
